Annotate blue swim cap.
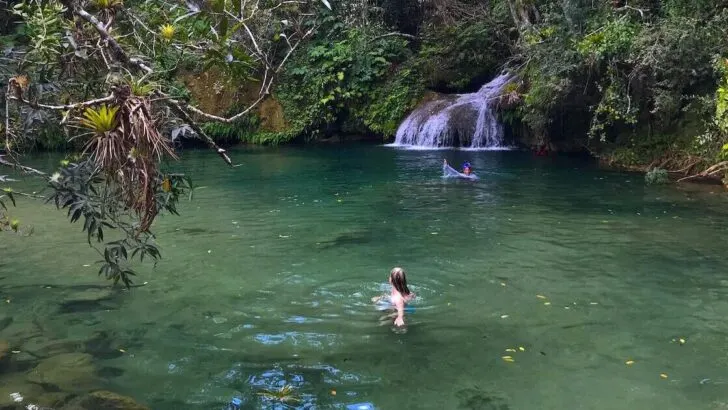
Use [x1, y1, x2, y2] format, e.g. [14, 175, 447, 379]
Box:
[463, 162, 471, 168]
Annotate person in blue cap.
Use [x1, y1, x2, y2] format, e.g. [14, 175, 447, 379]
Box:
[462, 161, 472, 176]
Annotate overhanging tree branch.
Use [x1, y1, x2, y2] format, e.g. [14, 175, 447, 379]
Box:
[67, 2, 314, 161]
[0, 155, 47, 176]
[7, 94, 114, 111]
[66, 4, 235, 165]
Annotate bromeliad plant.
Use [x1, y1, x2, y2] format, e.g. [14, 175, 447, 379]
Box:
[46, 83, 188, 287]
[79, 104, 119, 134]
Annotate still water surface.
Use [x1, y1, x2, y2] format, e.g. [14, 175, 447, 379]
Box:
[2, 146, 728, 409]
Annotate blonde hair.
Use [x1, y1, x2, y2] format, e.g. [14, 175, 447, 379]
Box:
[390, 267, 411, 295]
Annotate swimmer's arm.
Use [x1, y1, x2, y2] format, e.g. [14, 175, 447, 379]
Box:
[394, 298, 405, 327]
[371, 295, 383, 303]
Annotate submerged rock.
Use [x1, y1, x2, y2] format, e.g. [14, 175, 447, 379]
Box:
[0, 315, 12, 332]
[63, 390, 149, 410]
[35, 392, 74, 408]
[64, 289, 114, 303]
[315, 229, 373, 250]
[0, 373, 44, 409]
[22, 337, 78, 359]
[0, 340, 8, 361]
[27, 353, 97, 392]
[59, 289, 116, 314]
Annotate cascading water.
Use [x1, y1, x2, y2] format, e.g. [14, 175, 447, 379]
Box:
[392, 74, 511, 149]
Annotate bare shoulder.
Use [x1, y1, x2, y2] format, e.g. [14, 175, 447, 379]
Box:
[391, 293, 405, 306]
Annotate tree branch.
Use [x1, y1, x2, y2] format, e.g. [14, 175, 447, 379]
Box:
[8, 94, 114, 111]
[160, 95, 234, 166]
[369, 32, 418, 42]
[614, 4, 647, 19]
[65, 3, 312, 162]
[73, 8, 153, 73]
[0, 155, 47, 176]
[169, 26, 314, 123]
[175, 95, 266, 123]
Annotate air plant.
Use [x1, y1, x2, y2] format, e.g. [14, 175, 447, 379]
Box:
[72, 84, 178, 233]
[91, 0, 123, 21]
[79, 104, 119, 134]
[92, 0, 123, 9]
[129, 77, 159, 97]
[160, 24, 176, 41]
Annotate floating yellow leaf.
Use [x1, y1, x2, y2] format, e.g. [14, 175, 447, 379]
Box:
[331, 390, 336, 396]
[500, 282, 506, 287]
[119, 349, 126, 353]
[502, 356, 514, 362]
[678, 338, 686, 345]
[544, 302, 551, 306]
[625, 360, 634, 365]
[518, 346, 525, 352]
[505, 348, 516, 352]
[660, 373, 668, 379]
[536, 295, 547, 299]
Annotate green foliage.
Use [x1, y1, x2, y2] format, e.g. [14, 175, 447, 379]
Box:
[47, 160, 193, 288]
[277, 27, 412, 137]
[0, 187, 15, 209]
[645, 168, 669, 185]
[576, 19, 639, 61]
[201, 115, 258, 143]
[1, 187, 31, 235]
[11, 0, 67, 70]
[363, 66, 424, 136]
[416, 20, 509, 91]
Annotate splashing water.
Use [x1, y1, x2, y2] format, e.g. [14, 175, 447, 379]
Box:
[392, 74, 512, 149]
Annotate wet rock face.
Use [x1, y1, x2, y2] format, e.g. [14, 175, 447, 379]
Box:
[26, 353, 98, 393]
[394, 74, 511, 148]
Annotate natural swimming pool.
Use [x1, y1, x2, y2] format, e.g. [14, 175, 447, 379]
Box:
[2, 145, 728, 409]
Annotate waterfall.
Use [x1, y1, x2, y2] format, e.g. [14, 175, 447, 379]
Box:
[391, 74, 511, 149]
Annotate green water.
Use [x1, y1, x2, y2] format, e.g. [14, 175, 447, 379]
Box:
[2, 145, 728, 409]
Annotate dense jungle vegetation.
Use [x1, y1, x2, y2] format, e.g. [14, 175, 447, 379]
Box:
[2, 0, 728, 284]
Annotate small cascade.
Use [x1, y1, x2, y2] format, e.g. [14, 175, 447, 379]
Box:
[392, 74, 511, 149]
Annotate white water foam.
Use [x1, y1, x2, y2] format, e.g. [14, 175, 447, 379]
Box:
[392, 74, 513, 150]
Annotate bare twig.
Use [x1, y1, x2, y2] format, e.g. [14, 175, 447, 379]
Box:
[614, 4, 648, 19]
[0, 155, 47, 176]
[7, 94, 114, 111]
[369, 32, 418, 42]
[162, 95, 234, 166]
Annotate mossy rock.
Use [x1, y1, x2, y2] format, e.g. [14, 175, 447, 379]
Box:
[27, 353, 97, 392]
[0, 373, 44, 409]
[0, 340, 9, 361]
[63, 390, 149, 410]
